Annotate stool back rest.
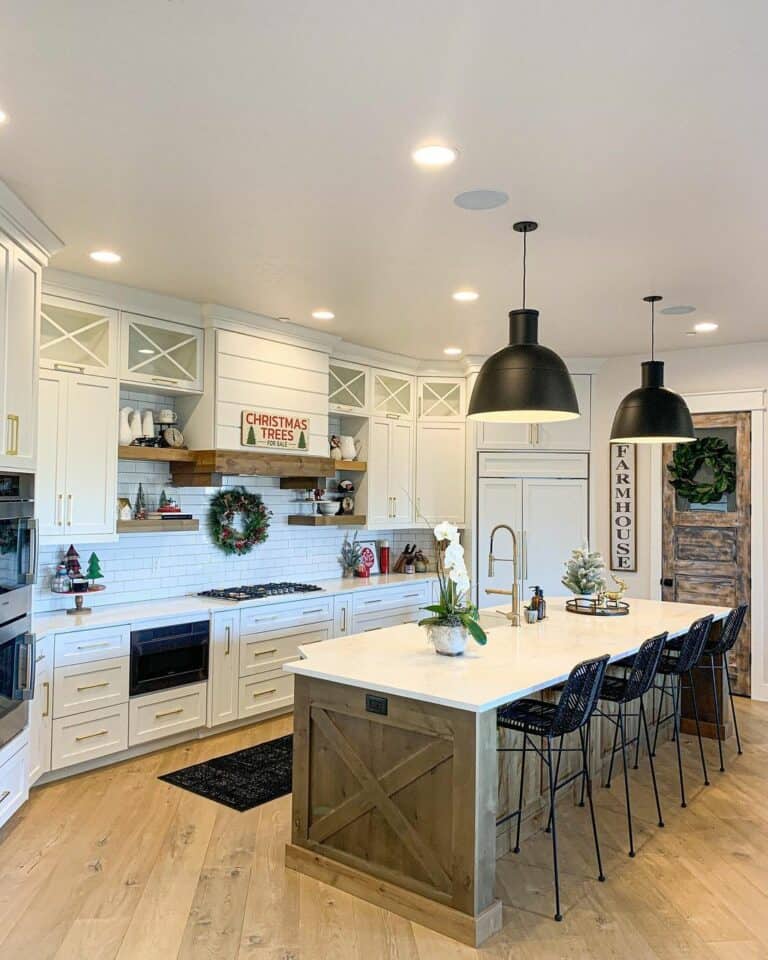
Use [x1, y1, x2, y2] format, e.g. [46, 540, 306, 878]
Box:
[624, 632, 668, 701]
[552, 654, 610, 737]
[675, 615, 714, 674]
[711, 604, 748, 655]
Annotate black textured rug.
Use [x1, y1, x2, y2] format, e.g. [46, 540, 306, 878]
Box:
[159, 733, 293, 812]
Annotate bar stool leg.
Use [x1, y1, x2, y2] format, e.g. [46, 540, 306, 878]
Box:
[546, 735, 565, 831]
[651, 673, 667, 757]
[709, 655, 725, 773]
[633, 696, 643, 770]
[672, 674, 687, 808]
[579, 725, 605, 882]
[545, 739, 562, 922]
[617, 703, 635, 857]
[604, 710, 620, 789]
[513, 732, 528, 854]
[640, 699, 664, 827]
[724, 657, 743, 755]
[688, 669, 710, 786]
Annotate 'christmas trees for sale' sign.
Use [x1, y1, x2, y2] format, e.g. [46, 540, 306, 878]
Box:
[241, 411, 311, 451]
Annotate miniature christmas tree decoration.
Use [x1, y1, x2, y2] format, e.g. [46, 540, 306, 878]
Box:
[159, 489, 169, 508]
[134, 483, 147, 519]
[86, 552, 104, 582]
[562, 544, 607, 596]
[64, 544, 82, 578]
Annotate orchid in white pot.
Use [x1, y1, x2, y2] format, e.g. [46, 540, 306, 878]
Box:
[418, 522, 487, 656]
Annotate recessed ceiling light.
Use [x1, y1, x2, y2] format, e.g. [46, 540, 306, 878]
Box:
[454, 189, 509, 210]
[90, 250, 121, 264]
[0, 109, 8, 125]
[412, 144, 458, 167]
[138, 348, 156, 355]
[693, 321, 718, 333]
[311, 309, 334, 320]
[443, 346, 462, 356]
[452, 290, 479, 302]
[660, 305, 696, 315]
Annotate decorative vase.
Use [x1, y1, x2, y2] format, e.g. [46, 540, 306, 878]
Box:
[425, 623, 469, 657]
[129, 410, 143, 441]
[119, 407, 134, 445]
[339, 435, 361, 460]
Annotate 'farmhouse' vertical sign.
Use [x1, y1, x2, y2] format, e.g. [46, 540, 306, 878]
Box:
[610, 443, 636, 571]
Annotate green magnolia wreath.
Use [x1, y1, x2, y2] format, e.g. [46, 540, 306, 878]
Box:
[666, 436, 736, 505]
[208, 486, 271, 555]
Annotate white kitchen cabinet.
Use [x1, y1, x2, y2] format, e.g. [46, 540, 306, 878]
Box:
[28, 635, 53, 786]
[367, 417, 415, 527]
[37, 371, 118, 540]
[415, 421, 465, 525]
[129, 683, 207, 746]
[207, 611, 240, 728]
[371, 369, 415, 419]
[329, 359, 369, 415]
[40, 294, 118, 378]
[417, 377, 465, 420]
[0, 236, 41, 472]
[475, 374, 591, 452]
[0, 735, 28, 829]
[120, 312, 203, 393]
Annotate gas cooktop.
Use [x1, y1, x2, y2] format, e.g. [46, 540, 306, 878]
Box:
[198, 582, 324, 602]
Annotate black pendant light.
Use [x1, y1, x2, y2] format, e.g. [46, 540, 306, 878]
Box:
[610, 295, 695, 444]
[467, 221, 579, 423]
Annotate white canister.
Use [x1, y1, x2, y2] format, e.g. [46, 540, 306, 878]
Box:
[142, 410, 155, 438]
[128, 410, 143, 441]
[119, 407, 134, 445]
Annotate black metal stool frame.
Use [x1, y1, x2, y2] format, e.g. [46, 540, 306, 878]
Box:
[496, 654, 610, 922]
[697, 604, 747, 772]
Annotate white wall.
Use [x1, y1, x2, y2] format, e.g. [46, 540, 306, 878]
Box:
[592, 340, 768, 698]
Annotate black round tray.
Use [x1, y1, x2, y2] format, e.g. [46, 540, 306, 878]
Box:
[566, 597, 630, 617]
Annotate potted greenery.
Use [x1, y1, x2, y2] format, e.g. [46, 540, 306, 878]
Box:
[339, 532, 362, 578]
[418, 522, 487, 655]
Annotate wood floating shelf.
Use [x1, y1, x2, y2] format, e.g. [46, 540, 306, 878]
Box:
[118, 446, 195, 463]
[279, 460, 368, 490]
[286, 514, 367, 527]
[117, 518, 199, 533]
[170, 450, 337, 487]
[335, 460, 367, 472]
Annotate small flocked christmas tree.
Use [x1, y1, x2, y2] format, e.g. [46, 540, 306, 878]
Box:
[562, 544, 607, 596]
[134, 483, 146, 519]
[64, 544, 82, 578]
[86, 552, 104, 583]
[159, 489, 169, 508]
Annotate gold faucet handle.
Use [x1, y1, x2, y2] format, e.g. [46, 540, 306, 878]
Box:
[485, 588, 513, 596]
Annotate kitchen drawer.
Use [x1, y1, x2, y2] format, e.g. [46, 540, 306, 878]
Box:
[351, 583, 430, 616]
[0, 741, 28, 829]
[238, 671, 294, 719]
[239, 623, 332, 678]
[54, 625, 130, 668]
[239, 596, 333, 635]
[129, 683, 206, 747]
[51, 704, 128, 770]
[53, 657, 129, 719]
[353, 609, 423, 634]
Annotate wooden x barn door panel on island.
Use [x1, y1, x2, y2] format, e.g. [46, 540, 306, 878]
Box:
[662, 411, 751, 696]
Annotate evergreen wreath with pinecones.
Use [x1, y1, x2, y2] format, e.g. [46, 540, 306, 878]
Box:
[208, 486, 272, 556]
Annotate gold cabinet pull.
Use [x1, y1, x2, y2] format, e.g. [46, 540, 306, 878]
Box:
[252, 688, 277, 698]
[151, 377, 178, 386]
[155, 707, 184, 719]
[340, 605, 347, 631]
[66, 493, 73, 525]
[0, 790, 11, 804]
[57, 493, 64, 525]
[253, 648, 278, 657]
[6, 414, 19, 456]
[42, 681, 50, 718]
[53, 362, 85, 373]
[75, 729, 108, 742]
[224, 624, 231, 656]
[77, 641, 110, 650]
[77, 681, 110, 692]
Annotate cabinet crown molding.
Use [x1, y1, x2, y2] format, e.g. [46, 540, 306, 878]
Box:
[0, 179, 63, 264]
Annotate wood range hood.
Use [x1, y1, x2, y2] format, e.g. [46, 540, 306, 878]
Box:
[169, 449, 336, 487]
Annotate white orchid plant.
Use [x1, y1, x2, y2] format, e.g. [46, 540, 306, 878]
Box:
[418, 521, 487, 646]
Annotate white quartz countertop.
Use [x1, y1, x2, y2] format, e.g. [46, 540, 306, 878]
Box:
[284, 596, 731, 713]
[33, 573, 437, 637]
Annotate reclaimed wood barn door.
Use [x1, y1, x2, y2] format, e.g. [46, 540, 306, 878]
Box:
[662, 411, 751, 696]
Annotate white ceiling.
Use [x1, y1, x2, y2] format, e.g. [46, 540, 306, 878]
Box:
[2, 0, 767, 360]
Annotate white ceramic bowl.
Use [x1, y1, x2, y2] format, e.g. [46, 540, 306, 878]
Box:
[317, 501, 338, 516]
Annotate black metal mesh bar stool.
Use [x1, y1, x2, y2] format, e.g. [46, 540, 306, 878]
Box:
[497, 654, 610, 922]
[700, 604, 748, 772]
[651, 615, 714, 808]
[596, 633, 668, 857]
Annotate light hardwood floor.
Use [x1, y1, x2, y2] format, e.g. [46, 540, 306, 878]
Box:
[1, 699, 766, 960]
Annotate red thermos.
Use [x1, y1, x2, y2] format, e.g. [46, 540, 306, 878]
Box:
[379, 540, 390, 575]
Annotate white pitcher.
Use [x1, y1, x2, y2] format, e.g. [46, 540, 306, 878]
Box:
[339, 436, 361, 460]
[129, 410, 143, 441]
[142, 410, 155, 438]
[119, 407, 134, 445]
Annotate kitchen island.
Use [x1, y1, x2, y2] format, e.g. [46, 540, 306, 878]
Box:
[284, 596, 730, 946]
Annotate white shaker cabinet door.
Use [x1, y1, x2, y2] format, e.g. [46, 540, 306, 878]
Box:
[416, 421, 465, 525]
[37, 371, 69, 536]
[476, 477, 524, 609]
[521, 477, 588, 597]
[367, 418, 393, 527]
[389, 420, 415, 525]
[62, 375, 118, 537]
[207, 612, 239, 727]
[28, 635, 54, 785]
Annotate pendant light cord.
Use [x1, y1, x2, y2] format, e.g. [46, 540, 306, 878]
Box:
[651, 298, 655, 362]
[522, 229, 527, 309]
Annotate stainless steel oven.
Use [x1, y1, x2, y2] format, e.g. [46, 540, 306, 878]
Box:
[0, 473, 37, 619]
[0, 613, 34, 750]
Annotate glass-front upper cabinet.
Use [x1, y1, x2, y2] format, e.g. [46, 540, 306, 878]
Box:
[40, 295, 118, 378]
[417, 377, 465, 420]
[328, 359, 369, 415]
[371, 369, 415, 419]
[120, 313, 203, 393]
